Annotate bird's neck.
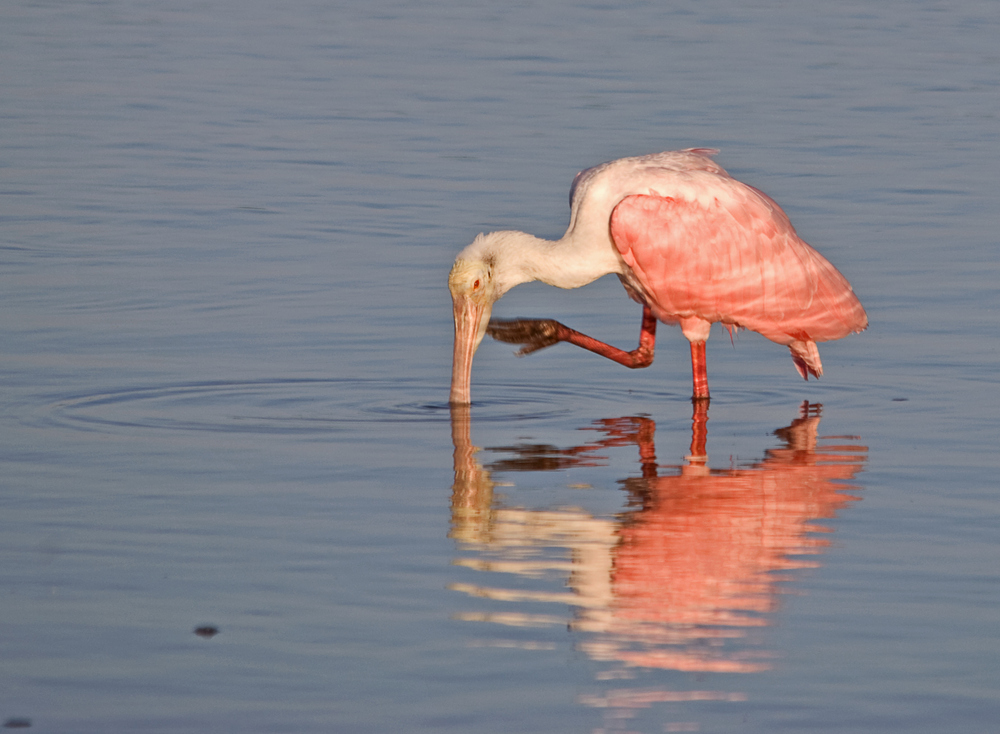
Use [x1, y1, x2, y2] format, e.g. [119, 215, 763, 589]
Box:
[491, 229, 622, 294]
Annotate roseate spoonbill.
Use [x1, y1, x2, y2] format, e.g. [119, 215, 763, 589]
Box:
[449, 149, 867, 404]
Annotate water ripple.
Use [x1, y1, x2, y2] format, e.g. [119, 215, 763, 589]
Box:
[28, 377, 855, 437]
[32, 379, 584, 435]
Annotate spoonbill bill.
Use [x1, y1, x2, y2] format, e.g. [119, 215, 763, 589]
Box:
[448, 149, 867, 404]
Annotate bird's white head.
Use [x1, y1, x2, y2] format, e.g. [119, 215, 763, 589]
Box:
[448, 245, 499, 405]
[449, 231, 535, 404]
[449, 231, 549, 404]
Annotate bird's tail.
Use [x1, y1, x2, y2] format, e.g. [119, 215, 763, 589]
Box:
[789, 340, 823, 380]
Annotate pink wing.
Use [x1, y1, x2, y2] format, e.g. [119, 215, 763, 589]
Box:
[611, 187, 867, 376]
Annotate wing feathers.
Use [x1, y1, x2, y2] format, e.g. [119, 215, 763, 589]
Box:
[610, 189, 867, 350]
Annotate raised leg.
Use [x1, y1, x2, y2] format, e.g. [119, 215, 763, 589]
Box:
[487, 305, 657, 369]
[690, 340, 710, 400]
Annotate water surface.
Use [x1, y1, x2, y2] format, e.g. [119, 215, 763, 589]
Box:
[2, 1, 998, 732]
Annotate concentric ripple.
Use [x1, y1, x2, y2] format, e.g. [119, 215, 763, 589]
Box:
[31, 378, 599, 436]
[27, 376, 842, 438]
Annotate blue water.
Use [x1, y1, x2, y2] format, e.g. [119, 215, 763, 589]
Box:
[2, 1, 998, 732]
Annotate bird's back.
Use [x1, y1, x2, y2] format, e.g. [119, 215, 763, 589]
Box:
[563, 149, 734, 266]
[568, 148, 726, 210]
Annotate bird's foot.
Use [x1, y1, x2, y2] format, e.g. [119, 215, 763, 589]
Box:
[487, 318, 565, 356]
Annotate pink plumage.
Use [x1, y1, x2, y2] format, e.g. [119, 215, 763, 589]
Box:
[610, 182, 867, 380]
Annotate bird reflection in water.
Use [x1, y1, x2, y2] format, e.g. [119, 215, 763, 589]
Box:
[449, 402, 866, 727]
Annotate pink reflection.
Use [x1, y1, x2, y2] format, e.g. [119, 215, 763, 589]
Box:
[604, 403, 864, 673]
[449, 402, 866, 721]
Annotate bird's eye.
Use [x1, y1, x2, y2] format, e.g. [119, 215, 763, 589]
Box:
[473, 279, 481, 290]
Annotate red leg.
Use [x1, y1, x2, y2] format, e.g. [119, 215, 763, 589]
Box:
[690, 341, 710, 400]
[488, 306, 657, 369]
[558, 305, 657, 368]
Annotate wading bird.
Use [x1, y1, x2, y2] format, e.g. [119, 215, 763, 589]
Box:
[449, 149, 867, 404]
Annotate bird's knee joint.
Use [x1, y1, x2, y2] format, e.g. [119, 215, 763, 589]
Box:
[629, 350, 655, 369]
